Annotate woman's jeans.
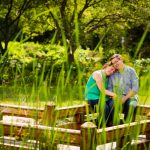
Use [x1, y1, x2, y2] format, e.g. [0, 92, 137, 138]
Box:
[87, 99, 114, 126]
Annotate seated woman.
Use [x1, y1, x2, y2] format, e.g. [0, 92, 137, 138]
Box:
[85, 62, 116, 127]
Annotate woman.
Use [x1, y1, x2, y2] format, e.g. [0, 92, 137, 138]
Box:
[85, 62, 116, 126]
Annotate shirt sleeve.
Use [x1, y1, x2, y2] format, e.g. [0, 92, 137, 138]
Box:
[130, 68, 139, 94]
[107, 76, 113, 91]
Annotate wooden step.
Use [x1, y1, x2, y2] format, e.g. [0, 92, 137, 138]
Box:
[0, 136, 39, 150]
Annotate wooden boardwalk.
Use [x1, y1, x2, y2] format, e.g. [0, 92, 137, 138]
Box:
[0, 103, 150, 150]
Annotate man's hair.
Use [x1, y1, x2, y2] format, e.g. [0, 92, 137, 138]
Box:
[109, 54, 122, 61]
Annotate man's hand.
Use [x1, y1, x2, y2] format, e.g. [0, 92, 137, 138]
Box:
[122, 90, 136, 104]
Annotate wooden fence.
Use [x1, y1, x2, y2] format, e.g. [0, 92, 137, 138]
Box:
[0, 103, 150, 150]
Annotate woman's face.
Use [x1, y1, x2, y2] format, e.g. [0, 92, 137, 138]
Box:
[105, 66, 115, 76]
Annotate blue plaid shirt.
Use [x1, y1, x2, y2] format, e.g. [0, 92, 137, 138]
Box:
[108, 65, 139, 102]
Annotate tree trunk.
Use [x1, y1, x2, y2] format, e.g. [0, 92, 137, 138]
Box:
[68, 51, 74, 64]
[0, 42, 5, 56]
[0, 40, 9, 58]
[67, 40, 76, 64]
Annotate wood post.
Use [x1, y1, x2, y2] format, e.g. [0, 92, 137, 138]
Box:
[146, 116, 150, 139]
[0, 113, 2, 121]
[116, 135, 131, 150]
[80, 122, 97, 150]
[42, 102, 56, 126]
[146, 112, 150, 150]
[147, 112, 150, 120]
[75, 112, 84, 124]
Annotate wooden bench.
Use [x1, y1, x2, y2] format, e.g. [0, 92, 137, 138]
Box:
[0, 103, 89, 129]
[0, 119, 150, 150]
[0, 104, 44, 119]
[0, 136, 38, 150]
[0, 103, 150, 149]
[0, 103, 150, 128]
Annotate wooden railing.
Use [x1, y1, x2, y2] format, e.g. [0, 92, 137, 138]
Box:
[0, 119, 150, 150]
[0, 103, 150, 149]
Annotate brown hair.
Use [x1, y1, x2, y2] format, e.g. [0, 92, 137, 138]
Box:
[102, 62, 112, 69]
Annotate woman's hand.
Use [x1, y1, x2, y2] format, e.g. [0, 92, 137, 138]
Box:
[122, 96, 127, 104]
[112, 93, 117, 100]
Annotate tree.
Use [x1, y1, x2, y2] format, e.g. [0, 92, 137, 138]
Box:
[1, 0, 150, 61]
[43, 0, 150, 62]
[0, 0, 48, 56]
[42, 0, 127, 63]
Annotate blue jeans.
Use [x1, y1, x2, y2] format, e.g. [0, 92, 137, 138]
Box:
[105, 99, 114, 125]
[123, 99, 137, 122]
[108, 98, 137, 124]
[87, 99, 114, 126]
[87, 99, 99, 113]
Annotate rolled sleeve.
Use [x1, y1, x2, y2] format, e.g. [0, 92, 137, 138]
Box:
[131, 69, 139, 94]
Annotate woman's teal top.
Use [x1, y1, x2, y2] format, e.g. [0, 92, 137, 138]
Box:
[85, 70, 108, 101]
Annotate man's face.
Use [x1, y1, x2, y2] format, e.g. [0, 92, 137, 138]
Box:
[111, 57, 123, 70]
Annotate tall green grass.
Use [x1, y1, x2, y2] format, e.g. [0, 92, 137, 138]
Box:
[0, 6, 150, 150]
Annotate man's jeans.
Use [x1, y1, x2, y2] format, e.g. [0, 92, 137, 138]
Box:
[123, 99, 137, 122]
[108, 98, 137, 124]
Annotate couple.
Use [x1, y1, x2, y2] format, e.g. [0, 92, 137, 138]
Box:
[85, 54, 139, 127]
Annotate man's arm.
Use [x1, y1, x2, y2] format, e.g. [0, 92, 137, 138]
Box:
[122, 90, 136, 103]
[122, 68, 139, 103]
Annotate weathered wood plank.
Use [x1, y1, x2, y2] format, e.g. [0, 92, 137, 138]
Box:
[0, 104, 44, 111]
[0, 104, 44, 119]
[57, 122, 81, 130]
[1, 120, 150, 147]
[130, 136, 150, 150]
[0, 104, 88, 120]
[1, 104, 149, 116]
[137, 105, 150, 117]
[1, 103, 149, 121]
[96, 120, 150, 145]
[0, 121, 81, 146]
[55, 105, 88, 119]
[0, 136, 40, 150]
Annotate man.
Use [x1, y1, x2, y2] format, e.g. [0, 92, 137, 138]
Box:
[108, 54, 139, 123]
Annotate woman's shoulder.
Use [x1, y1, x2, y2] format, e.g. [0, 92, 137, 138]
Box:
[92, 70, 103, 79]
[93, 70, 102, 75]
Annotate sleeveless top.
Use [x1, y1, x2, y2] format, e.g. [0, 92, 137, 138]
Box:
[85, 70, 109, 101]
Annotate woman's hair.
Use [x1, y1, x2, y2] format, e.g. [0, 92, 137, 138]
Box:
[102, 62, 112, 69]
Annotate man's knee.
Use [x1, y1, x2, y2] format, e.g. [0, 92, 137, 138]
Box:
[123, 99, 137, 120]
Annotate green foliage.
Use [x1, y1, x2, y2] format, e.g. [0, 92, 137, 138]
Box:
[2, 41, 149, 86]
[0, 42, 63, 85]
[134, 58, 150, 76]
[0, 42, 105, 86]
[0, 0, 150, 106]
[0, 0, 150, 59]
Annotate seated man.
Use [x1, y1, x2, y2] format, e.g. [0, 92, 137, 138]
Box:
[108, 54, 139, 124]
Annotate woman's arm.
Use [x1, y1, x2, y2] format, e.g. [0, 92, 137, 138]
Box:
[93, 72, 116, 98]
